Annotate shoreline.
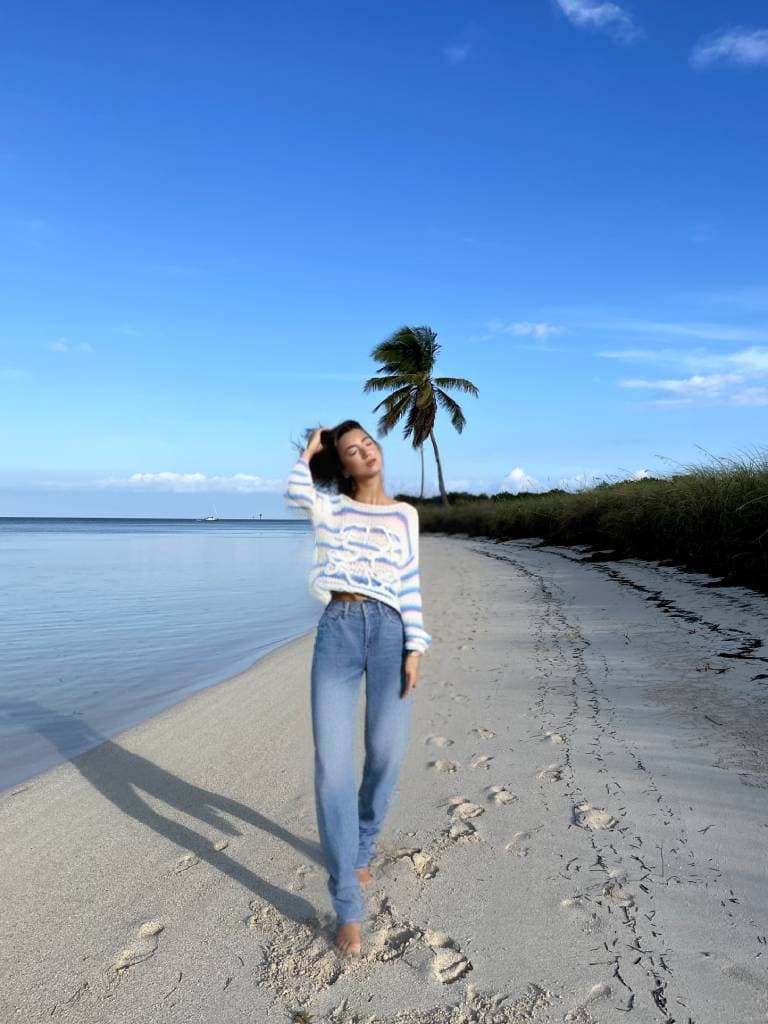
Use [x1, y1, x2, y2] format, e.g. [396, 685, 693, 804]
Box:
[0, 625, 316, 796]
[2, 534, 767, 1023]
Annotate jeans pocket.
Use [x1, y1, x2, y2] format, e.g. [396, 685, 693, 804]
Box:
[322, 599, 345, 623]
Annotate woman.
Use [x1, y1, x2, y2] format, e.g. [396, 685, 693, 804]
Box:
[283, 420, 432, 957]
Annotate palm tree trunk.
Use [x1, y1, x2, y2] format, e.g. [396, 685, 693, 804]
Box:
[419, 444, 425, 499]
[429, 429, 450, 507]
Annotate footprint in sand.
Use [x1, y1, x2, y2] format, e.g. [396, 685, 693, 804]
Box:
[565, 982, 613, 1020]
[393, 847, 439, 879]
[451, 694, 470, 704]
[505, 830, 536, 857]
[384, 846, 439, 879]
[470, 754, 493, 770]
[370, 897, 472, 983]
[560, 897, 607, 936]
[538, 763, 564, 783]
[174, 852, 199, 873]
[470, 727, 496, 740]
[368, 893, 423, 963]
[430, 946, 472, 983]
[543, 731, 566, 745]
[447, 796, 485, 820]
[486, 784, 517, 805]
[290, 863, 321, 892]
[113, 921, 164, 972]
[574, 802, 617, 831]
[430, 759, 458, 773]
[424, 735, 454, 749]
[599, 870, 635, 908]
[247, 901, 348, 1001]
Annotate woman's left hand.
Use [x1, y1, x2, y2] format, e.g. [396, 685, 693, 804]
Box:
[402, 651, 421, 698]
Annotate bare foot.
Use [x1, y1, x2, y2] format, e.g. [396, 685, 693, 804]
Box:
[336, 921, 362, 956]
[355, 865, 372, 887]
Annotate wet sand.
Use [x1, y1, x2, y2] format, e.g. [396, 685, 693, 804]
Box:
[1, 534, 767, 1023]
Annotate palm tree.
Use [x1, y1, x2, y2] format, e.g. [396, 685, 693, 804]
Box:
[363, 325, 479, 507]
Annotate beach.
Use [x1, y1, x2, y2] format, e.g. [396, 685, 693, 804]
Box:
[2, 534, 767, 1023]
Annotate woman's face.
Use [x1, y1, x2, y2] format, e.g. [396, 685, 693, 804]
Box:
[337, 428, 381, 481]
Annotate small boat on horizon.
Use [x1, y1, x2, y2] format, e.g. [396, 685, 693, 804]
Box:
[199, 505, 219, 522]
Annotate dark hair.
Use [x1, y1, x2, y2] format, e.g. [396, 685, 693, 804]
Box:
[305, 419, 380, 498]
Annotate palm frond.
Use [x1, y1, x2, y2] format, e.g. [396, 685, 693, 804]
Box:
[433, 376, 479, 396]
[363, 372, 421, 393]
[435, 388, 467, 433]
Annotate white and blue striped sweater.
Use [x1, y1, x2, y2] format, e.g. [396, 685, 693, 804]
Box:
[283, 455, 432, 654]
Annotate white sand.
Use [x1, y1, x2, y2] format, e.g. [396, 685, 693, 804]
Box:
[1, 534, 767, 1023]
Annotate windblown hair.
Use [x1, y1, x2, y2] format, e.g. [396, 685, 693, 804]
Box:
[304, 419, 380, 499]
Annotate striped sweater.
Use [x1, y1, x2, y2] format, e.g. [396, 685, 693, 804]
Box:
[283, 455, 432, 654]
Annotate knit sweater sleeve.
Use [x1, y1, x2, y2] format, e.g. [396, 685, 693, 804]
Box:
[398, 506, 432, 654]
[283, 454, 319, 522]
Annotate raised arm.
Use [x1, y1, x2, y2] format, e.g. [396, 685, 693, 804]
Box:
[283, 453, 318, 518]
[398, 507, 432, 654]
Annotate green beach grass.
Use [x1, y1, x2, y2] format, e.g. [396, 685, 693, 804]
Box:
[404, 446, 768, 594]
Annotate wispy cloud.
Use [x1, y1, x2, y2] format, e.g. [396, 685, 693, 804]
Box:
[593, 318, 768, 343]
[691, 27, 768, 69]
[488, 320, 565, 338]
[597, 345, 768, 374]
[443, 42, 472, 65]
[620, 371, 768, 406]
[600, 341, 768, 405]
[470, 319, 566, 350]
[554, 0, 640, 43]
[97, 472, 283, 493]
[49, 337, 94, 353]
[115, 323, 141, 337]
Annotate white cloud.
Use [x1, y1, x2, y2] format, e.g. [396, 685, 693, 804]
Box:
[599, 341, 768, 406]
[444, 43, 471, 65]
[49, 337, 93, 353]
[619, 370, 768, 405]
[691, 27, 768, 69]
[98, 472, 282, 493]
[594, 318, 768, 343]
[597, 344, 768, 374]
[558, 471, 602, 490]
[621, 372, 745, 395]
[489, 320, 565, 338]
[554, 0, 639, 42]
[500, 467, 540, 493]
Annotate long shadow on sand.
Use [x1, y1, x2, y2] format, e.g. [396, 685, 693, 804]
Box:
[3, 698, 323, 923]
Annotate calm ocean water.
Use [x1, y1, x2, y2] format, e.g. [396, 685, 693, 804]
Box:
[0, 517, 317, 792]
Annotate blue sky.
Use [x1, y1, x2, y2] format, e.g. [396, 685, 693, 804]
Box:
[1, 0, 767, 517]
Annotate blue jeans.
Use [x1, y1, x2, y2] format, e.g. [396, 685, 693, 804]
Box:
[310, 596, 414, 924]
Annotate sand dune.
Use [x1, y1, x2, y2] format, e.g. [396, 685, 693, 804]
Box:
[1, 534, 767, 1022]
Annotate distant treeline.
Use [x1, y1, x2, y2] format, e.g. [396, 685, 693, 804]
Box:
[399, 447, 768, 595]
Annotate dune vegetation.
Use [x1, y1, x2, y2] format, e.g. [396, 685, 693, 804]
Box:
[403, 446, 768, 594]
